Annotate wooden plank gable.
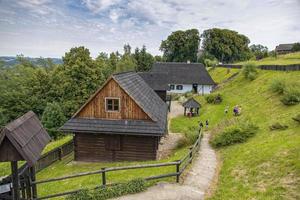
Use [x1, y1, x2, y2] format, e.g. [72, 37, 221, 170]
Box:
[76, 79, 151, 120]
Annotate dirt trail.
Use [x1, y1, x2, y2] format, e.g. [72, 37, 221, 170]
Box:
[113, 101, 217, 200]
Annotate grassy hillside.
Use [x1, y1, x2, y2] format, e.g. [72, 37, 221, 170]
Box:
[236, 52, 300, 65]
[170, 68, 300, 199]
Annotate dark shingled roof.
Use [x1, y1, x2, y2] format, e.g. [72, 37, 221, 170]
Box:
[275, 43, 294, 51]
[151, 62, 215, 85]
[0, 111, 50, 166]
[61, 72, 168, 136]
[138, 72, 169, 91]
[182, 98, 201, 108]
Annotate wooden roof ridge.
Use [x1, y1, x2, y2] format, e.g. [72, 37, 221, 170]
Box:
[71, 72, 155, 122]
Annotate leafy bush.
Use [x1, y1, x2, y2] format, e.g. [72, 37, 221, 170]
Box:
[269, 122, 288, 131]
[66, 190, 92, 200]
[205, 93, 222, 104]
[176, 126, 199, 149]
[66, 179, 146, 200]
[292, 114, 300, 123]
[184, 91, 194, 98]
[210, 120, 258, 148]
[281, 86, 300, 105]
[204, 58, 218, 68]
[269, 78, 286, 94]
[242, 63, 258, 80]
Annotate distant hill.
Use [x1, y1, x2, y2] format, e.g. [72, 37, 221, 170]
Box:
[0, 56, 63, 67]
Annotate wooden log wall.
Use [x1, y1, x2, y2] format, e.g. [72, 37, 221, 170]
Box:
[74, 133, 159, 162]
[76, 79, 151, 120]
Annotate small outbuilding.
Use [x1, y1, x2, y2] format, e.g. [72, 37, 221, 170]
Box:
[60, 72, 168, 162]
[0, 111, 51, 166]
[183, 98, 201, 117]
[0, 111, 50, 200]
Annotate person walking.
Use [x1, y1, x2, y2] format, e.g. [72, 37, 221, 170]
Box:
[205, 120, 209, 129]
[199, 121, 204, 132]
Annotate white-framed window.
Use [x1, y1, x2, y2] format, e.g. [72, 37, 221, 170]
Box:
[170, 84, 175, 90]
[176, 85, 183, 90]
[105, 97, 120, 112]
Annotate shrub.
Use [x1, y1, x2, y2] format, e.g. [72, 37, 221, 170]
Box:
[176, 126, 199, 149]
[205, 93, 222, 104]
[66, 190, 92, 200]
[210, 120, 258, 148]
[270, 78, 286, 94]
[242, 63, 258, 80]
[269, 122, 288, 131]
[204, 58, 218, 68]
[281, 86, 300, 105]
[292, 114, 300, 123]
[66, 179, 146, 200]
[184, 91, 194, 98]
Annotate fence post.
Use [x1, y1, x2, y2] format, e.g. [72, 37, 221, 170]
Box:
[189, 147, 193, 163]
[176, 161, 180, 183]
[101, 168, 106, 186]
[58, 148, 62, 161]
[30, 167, 37, 199]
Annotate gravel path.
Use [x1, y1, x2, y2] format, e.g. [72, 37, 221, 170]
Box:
[113, 101, 217, 200]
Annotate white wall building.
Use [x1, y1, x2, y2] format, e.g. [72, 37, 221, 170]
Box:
[151, 62, 215, 95]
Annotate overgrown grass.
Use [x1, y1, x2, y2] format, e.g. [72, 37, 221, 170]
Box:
[170, 69, 300, 199]
[0, 135, 72, 177]
[236, 52, 300, 65]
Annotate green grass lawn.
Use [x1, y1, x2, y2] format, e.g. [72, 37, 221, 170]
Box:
[207, 67, 240, 84]
[36, 147, 188, 198]
[236, 52, 300, 65]
[0, 135, 72, 178]
[170, 69, 300, 199]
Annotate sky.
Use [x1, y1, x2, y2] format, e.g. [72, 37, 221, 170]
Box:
[0, 0, 299, 58]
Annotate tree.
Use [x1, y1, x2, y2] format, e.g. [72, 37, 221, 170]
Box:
[292, 43, 300, 52]
[250, 44, 268, 60]
[134, 45, 154, 71]
[201, 28, 252, 63]
[60, 46, 105, 117]
[42, 102, 66, 139]
[160, 29, 200, 62]
[116, 54, 136, 73]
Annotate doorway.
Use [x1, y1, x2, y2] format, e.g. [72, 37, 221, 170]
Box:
[192, 83, 198, 93]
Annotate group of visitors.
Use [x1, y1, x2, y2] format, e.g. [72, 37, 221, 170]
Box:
[224, 105, 242, 116]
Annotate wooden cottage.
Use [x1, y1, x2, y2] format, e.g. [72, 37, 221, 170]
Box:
[60, 72, 168, 162]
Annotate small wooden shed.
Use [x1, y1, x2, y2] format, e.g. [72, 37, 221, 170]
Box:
[183, 98, 201, 116]
[0, 111, 50, 200]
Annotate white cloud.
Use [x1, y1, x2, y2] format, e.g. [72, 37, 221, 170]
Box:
[0, 0, 299, 57]
[82, 0, 121, 13]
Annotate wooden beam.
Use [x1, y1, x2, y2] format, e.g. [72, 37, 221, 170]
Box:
[11, 161, 20, 200]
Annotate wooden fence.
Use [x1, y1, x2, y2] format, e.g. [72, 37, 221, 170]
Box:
[31, 130, 203, 200]
[0, 140, 74, 185]
[218, 64, 300, 71]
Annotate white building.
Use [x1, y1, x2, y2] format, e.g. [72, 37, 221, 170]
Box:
[151, 62, 215, 95]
